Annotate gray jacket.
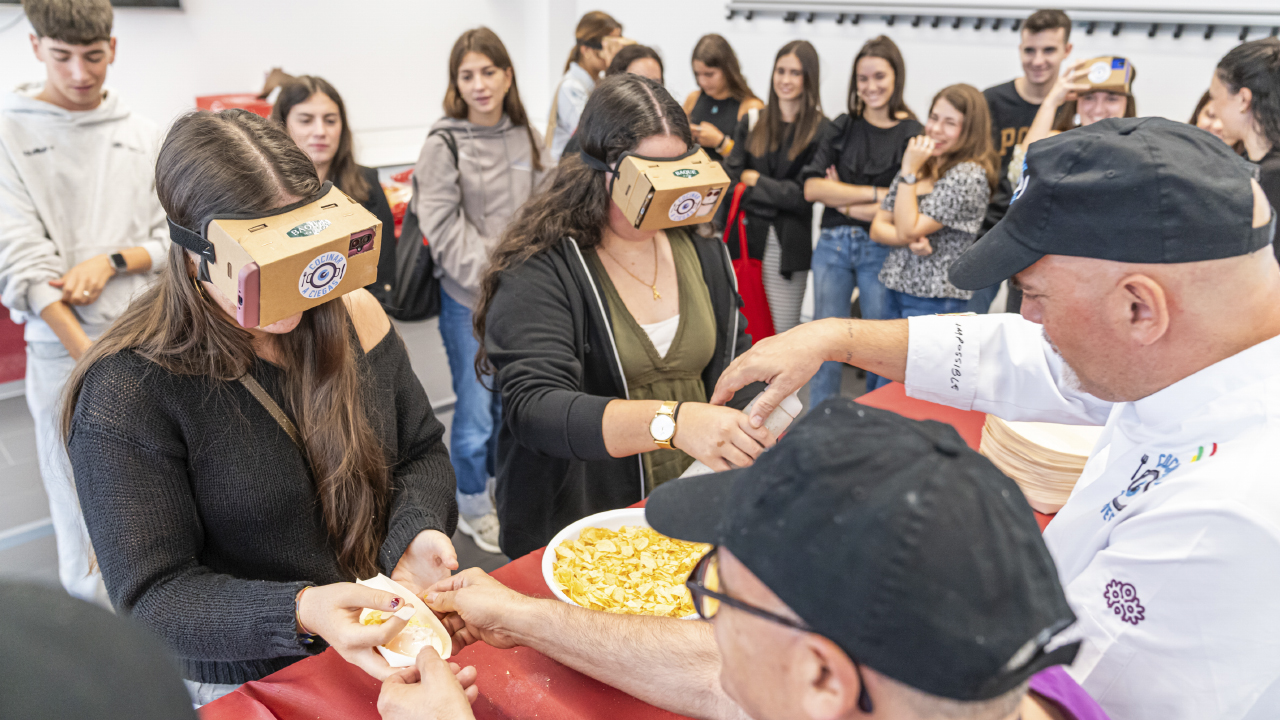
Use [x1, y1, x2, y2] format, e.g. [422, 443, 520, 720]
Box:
[413, 115, 551, 310]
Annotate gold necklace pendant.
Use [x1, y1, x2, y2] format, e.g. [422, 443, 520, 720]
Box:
[651, 287, 661, 300]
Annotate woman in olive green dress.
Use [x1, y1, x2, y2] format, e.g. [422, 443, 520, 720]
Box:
[475, 74, 774, 558]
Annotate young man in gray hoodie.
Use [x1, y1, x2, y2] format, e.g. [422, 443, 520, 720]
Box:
[1, 0, 166, 604]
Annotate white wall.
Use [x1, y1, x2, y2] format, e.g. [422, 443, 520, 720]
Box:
[0, 0, 1259, 168]
[0, 0, 560, 167]
[586, 1, 1250, 129]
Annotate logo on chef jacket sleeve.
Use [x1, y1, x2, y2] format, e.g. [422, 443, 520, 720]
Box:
[1103, 579, 1145, 625]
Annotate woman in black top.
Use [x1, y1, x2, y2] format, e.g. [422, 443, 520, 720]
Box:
[682, 34, 763, 163]
[1210, 38, 1280, 259]
[800, 36, 922, 401]
[722, 40, 827, 333]
[61, 110, 458, 701]
[475, 75, 772, 559]
[272, 77, 398, 307]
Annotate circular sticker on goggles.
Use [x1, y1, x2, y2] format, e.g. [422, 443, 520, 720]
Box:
[1087, 61, 1111, 84]
[669, 191, 703, 222]
[299, 251, 347, 300]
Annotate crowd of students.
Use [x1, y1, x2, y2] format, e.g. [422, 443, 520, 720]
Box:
[5, 0, 1280, 718]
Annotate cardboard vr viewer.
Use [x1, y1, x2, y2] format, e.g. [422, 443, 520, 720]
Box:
[1083, 56, 1133, 95]
[612, 148, 731, 231]
[204, 186, 382, 328]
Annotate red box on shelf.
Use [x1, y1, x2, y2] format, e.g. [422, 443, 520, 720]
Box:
[195, 93, 273, 118]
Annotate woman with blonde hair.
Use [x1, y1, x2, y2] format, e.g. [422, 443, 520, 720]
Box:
[546, 10, 622, 161]
[870, 84, 996, 383]
[682, 33, 763, 163]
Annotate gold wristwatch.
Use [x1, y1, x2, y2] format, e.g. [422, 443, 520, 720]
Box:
[650, 400, 679, 449]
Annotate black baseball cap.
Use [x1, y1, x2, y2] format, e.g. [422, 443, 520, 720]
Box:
[949, 117, 1276, 290]
[647, 400, 1079, 701]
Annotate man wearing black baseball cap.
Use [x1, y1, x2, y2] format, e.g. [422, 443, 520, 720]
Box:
[379, 402, 1106, 720]
[710, 117, 1280, 719]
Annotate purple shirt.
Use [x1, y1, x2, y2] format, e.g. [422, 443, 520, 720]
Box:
[1029, 667, 1110, 720]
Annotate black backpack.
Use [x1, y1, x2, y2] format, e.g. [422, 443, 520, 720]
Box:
[387, 128, 457, 321]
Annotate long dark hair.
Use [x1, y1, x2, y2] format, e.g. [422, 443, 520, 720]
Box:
[565, 11, 622, 72]
[61, 110, 390, 580]
[849, 35, 915, 121]
[1216, 37, 1280, 151]
[923, 84, 999, 190]
[748, 40, 823, 161]
[473, 74, 692, 378]
[692, 34, 757, 103]
[445, 27, 543, 172]
[271, 76, 370, 203]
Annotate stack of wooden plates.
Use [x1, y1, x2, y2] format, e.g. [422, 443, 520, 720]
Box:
[979, 415, 1104, 514]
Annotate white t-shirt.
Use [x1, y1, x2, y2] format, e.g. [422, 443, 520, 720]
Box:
[639, 313, 679, 358]
[905, 312, 1280, 720]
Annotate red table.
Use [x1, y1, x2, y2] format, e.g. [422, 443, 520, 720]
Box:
[200, 384, 1042, 719]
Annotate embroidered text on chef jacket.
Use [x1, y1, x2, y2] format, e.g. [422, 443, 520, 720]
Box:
[906, 312, 1280, 720]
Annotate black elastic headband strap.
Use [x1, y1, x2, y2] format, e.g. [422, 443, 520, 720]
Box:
[166, 180, 335, 278]
[578, 147, 701, 195]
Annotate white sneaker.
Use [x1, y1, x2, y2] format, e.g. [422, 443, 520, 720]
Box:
[457, 511, 502, 554]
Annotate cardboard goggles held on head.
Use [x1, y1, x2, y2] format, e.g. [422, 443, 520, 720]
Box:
[1082, 56, 1135, 95]
[168, 181, 382, 329]
[581, 147, 731, 231]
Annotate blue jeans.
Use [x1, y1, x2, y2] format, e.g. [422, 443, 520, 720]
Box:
[871, 290, 969, 389]
[810, 225, 892, 401]
[438, 292, 500, 498]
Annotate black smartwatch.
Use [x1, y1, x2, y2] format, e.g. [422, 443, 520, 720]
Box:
[109, 252, 128, 275]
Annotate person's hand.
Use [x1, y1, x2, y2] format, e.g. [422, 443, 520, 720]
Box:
[50, 254, 115, 306]
[296, 582, 412, 680]
[824, 165, 840, 182]
[695, 122, 725, 150]
[392, 529, 459, 597]
[1047, 59, 1092, 108]
[901, 136, 935, 176]
[710, 322, 838, 426]
[741, 169, 760, 187]
[671, 402, 774, 471]
[425, 568, 537, 653]
[908, 237, 933, 256]
[378, 648, 479, 720]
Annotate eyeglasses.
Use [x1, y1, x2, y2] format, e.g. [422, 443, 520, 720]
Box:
[685, 547, 812, 631]
[685, 547, 874, 714]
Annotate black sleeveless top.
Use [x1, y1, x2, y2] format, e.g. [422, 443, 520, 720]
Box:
[689, 92, 742, 162]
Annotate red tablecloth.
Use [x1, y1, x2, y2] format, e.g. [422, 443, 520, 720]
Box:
[200, 383, 1045, 719]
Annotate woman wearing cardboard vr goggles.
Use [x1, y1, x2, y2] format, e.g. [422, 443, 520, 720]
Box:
[59, 109, 460, 701]
[1007, 56, 1138, 188]
[476, 74, 774, 559]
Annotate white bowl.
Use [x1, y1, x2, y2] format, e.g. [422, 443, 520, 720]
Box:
[541, 508, 699, 619]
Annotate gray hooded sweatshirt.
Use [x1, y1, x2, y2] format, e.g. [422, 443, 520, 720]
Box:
[413, 114, 551, 310]
[0, 84, 166, 342]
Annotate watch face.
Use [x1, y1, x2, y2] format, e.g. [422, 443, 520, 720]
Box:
[650, 414, 676, 442]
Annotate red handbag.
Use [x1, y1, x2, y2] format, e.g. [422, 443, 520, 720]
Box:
[722, 183, 775, 342]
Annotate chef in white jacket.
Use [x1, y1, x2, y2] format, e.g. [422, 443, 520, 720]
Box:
[711, 118, 1280, 719]
[0, 0, 165, 605]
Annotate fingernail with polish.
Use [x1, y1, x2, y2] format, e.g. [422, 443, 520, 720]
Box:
[390, 597, 402, 609]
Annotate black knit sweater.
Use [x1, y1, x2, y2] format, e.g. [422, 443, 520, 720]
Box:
[67, 328, 457, 685]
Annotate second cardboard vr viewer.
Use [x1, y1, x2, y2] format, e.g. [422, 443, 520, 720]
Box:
[204, 185, 382, 328]
[612, 148, 731, 231]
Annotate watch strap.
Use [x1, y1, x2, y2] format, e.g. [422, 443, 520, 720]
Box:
[652, 400, 678, 450]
